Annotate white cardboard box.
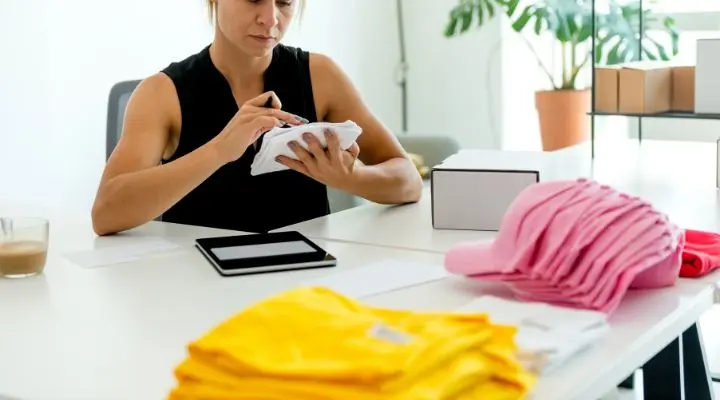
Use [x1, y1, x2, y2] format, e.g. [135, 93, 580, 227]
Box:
[695, 38, 720, 114]
[431, 148, 588, 231]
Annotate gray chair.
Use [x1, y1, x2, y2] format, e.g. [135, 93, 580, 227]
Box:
[327, 135, 462, 213]
[106, 80, 141, 160]
[397, 135, 461, 169]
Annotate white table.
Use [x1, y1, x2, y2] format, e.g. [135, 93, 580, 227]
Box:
[0, 217, 461, 400]
[278, 141, 720, 253]
[275, 141, 720, 399]
[279, 186, 494, 254]
[0, 201, 718, 400]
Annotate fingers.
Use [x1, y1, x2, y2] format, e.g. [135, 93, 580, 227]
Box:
[324, 129, 341, 162]
[347, 142, 360, 159]
[240, 103, 308, 126]
[300, 132, 329, 162]
[269, 109, 308, 125]
[287, 140, 316, 168]
[246, 91, 282, 109]
[276, 155, 309, 176]
[251, 116, 281, 138]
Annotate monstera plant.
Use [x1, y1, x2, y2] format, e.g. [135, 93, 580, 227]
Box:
[444, 0, 680, 150]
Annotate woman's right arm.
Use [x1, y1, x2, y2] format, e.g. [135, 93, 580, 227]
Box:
[91, 73, 226, 236]
[91, 74, 300, 236]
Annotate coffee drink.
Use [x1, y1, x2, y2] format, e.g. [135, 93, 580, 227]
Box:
[0, 240, 48, 277]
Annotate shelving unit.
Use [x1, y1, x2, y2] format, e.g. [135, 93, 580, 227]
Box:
[590, 111, 720, 120]
[589, 0, 720, 188]
[589, 4, 720, 387]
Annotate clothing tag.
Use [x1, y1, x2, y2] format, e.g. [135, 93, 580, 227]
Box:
[368, 323, 413, 344]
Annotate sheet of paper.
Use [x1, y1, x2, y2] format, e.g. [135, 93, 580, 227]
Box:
[457, 295, 607, 331]
[457, 295, 610, 374]
[65, 237, 181, 268]
[300, 258, 449, 299]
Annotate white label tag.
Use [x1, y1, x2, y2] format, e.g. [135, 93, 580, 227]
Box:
[368, 323, 413, 344]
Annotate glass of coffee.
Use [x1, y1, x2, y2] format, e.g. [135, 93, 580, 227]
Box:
[0, 217, 49, 278]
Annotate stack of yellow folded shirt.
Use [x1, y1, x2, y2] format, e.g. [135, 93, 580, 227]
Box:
[168, 287, 536, 400]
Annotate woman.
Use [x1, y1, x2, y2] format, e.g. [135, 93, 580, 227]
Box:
[91, 0, 423, 236]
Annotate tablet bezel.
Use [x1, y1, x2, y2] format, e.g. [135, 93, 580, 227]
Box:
[195, 231, 337, 277]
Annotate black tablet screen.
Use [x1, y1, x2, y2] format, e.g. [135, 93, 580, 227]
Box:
[211, 240, 316, 260]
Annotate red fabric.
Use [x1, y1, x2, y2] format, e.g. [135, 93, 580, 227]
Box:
[681, 229, 720, 277]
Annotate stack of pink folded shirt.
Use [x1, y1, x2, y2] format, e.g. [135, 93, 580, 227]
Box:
[444, 178, 684, 314]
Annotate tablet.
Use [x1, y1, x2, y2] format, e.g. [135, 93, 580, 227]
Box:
[195, 231, 337, 276]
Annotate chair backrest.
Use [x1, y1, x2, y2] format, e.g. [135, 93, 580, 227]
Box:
[396, 135, 461, 168]
[106, 79, 161, 219]
[106, 80, 141, 160]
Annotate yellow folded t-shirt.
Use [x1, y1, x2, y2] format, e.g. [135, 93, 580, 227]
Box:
[169, 287, 535, 400]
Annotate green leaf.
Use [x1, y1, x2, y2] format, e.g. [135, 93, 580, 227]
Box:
[485, 0, 496, 19]
[476, 1, 485, 26]
[460, 8, 473, 32]
[534, 12, 544, 34]
[505, 0, 520, 16]
[511, 5, 535, 32]
[443, 15, 459, 37]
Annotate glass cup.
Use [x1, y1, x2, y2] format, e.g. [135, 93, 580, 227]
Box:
[0, 217, 49, 278]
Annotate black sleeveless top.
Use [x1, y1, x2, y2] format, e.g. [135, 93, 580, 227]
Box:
[160, 44, 330, 233]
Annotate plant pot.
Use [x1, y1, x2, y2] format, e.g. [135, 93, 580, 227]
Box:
[535, 89, 591, 151]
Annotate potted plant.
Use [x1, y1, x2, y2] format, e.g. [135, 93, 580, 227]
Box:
[444, 0, 680, 151]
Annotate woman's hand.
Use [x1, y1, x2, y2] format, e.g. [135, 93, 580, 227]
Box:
[277, 128, 360, 189]
[211, 91, 308, 164]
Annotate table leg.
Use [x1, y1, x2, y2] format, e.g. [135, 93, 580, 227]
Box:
[682, 323, 715, 400]
[643, 336, 683, 399]
[641, 323, 714, 400]
[618, 374, 635, 389]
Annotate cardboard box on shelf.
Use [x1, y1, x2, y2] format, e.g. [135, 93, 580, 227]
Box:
[594, 67, 619, 113]
[671, 66, 695, 112]
[695, 38, 720, 114]
[618, 62, 672, 114]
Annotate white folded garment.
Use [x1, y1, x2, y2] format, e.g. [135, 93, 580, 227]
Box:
[250, 120, 362, 176]
[456, 295, 610, 374]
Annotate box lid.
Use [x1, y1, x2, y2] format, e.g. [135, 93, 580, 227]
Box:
[434, 146, 592, 182]
[436, 149, 546, 172]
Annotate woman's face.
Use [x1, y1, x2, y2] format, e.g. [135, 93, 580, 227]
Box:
[216, 0, 298, 56]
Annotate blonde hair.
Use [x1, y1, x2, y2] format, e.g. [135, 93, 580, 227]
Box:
[207, 0, 306, 23]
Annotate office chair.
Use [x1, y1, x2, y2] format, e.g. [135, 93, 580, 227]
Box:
[397, 135, 461, 169]
[328, 136, 461, 213]
[106, 80, 160, 220]
[106, 80, 141, 161]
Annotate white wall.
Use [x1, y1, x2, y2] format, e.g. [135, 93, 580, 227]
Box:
[402, 0, 505, 149]
[0, 0, 54, 207]
[0, 0, 401, 213]
[0, 0, 519, 213]
[283, 0, 402, 134]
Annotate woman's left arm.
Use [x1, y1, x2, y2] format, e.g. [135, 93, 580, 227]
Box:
[310, 53, 423, 204]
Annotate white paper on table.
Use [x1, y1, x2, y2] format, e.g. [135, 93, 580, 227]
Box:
[300, 258, 449, 299]
[456, 295, 610, 374]
[457, 295, 607, 332]
[64, 237, 182, 268]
